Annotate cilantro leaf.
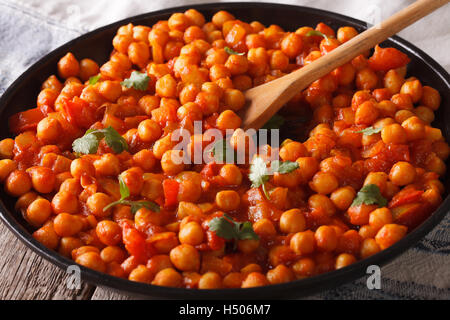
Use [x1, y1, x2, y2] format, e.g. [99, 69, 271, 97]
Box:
[212, 139, 236, 164]
[208, 214, 259, 245]
[351, 184, 388, 207]
[249, 157, 301, 199]
[121, 71, 150, 91]
[89, 74, 101, 85]
[356, 126, 382, 136]
[270, 160, 299, 174]
[103, 127, 129, 154]
[72, 132, 99, 154]
[306, 30, 328, 40]
[224, 46, 245, 56]
[72, 126, 128, 155]
[103, 175, 160, 213]
[262, 114, 285, 130]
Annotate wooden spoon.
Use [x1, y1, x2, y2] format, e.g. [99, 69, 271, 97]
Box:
[240, 0, 449, 130]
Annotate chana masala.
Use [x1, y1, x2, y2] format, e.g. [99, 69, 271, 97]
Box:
[1, 9, 447, 289]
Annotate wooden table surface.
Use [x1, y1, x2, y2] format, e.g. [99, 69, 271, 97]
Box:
[1, 216, 448, 300]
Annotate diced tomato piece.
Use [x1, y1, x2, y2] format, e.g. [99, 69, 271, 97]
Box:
[162, 179, 179, 208]
[368, 45, 410, 71]
[121, 222, 147, 259]
[9, 107, 45, 134]
[391, 202, 430, 229]
[206, 230, 226, 251]
[62, 97, 96, 129]
[389, 188, 424, 208]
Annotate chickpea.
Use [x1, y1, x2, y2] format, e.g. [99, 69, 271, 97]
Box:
[296, 157, 319, 182]
[375, 224, 407, 250]
[78, 58, 100, 81]
[364, 172, 388, 194]
[100, 246, 126, 264]
[279, 209, 306, 233]
[215, 190, 240, 211]
[360, 238, 381, 258]
[161, 150, 185, 175]
[170, 244, 200, 272]
[400, 79, 422, 103]
[98, 81, 122, 102]
[424, 153, 446, 176]
[53, 213, 83, 237]
[179, 221, 204, 246]
[389, 161, 416, 186]
[5, 170, 32, 197]
[335, 253, 356, 269]
[267, 264, 294, 284]
[195, 91, 219, 115]
[279, 142, 307, 162]
[128, 41, 150, 68]
[87, 193, 112, 217]
[356, 68, 378, 90]
[59, 237, 83, 258]
[223, 272, 244, 288]
[211, 10, 235, 27]
[369, 207, 393, 231]
[70, 158, 95, 179]
[222, 88, 246, 111]
[96, 220, 122, 246]
[185, 9, 205, 27]
[292, 258, 315, 277]
[121, 168, 144, 195]
[152, 268, 182, 287]
[75, 251, 106, 273]
[315, 226, 337, 252]
[381, 123, 407, 144]
[198, 272, 222, 289]
[281, 33, 303, 58]
[237, 239, 260, 254]
[51, 191, 78, 214]
[155, 74, 177, 98]
[290, 230, 315, 255]
[26, 198, 52, 227]
[0, 159, 17, 182]
[253, 218, 276, 237]
[309, 171, 339, 195]
[355, 100, 379, 125]
[219, 164, 242, 186]
[0, 139, 14, 159]
[27, 166, 56, 194]
[15, 191, 38, 211]
[33, 222, 60, 250]
[128, 265, 154, 283]
[330, 186, 356, 211]
[241, 272, 269, 288]
[93, 153, 120, 177]
[337, 26, 358, 43]
[270, 50, 289, 71]
[225, 54, 249, 75]
[420, 86, 441, 110]
[36, 117, 61, 143]
[384, 69, 405, 94]
[308, 194, 336, 217]
[58, 52, 80, 79]
[216, 110, 242, 130]
[414, 106, 435, 124]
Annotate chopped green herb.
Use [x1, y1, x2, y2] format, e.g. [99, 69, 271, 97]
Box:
[121, 71, 150, 91]
[103, 175, 160, 214]
[351, 184, 388, 207]
[262, 114, 285, 130]
[72, 126, 128, 155]
[224, 46, 245, 56]
[208, 213, 259, 245]
[356, 126, 382, 136]
[89, 74, 101, 85]
[306, 30, 328, 40]
[249, 157, 300, 199]
[270, 160, 299, 174]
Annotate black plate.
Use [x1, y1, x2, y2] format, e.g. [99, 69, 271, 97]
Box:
[0, 2, 449, 299]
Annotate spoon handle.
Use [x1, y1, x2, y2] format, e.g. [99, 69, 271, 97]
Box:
[242, 0, 449, 130]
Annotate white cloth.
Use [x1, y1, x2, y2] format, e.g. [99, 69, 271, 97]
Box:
[0, 0, 449, 299]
